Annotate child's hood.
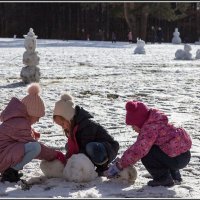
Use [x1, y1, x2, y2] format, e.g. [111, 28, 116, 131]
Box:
[74, 105, 93, 124]
[0, 97, 28, 122]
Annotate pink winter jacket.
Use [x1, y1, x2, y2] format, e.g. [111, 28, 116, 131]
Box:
[119, 108, 192, 168]
[0, 97, 57, 173]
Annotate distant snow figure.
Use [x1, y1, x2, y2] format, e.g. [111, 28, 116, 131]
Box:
[118, 165, 137, 183]
[134, 38, 146, 54]
[63, 153, 98, 183]
[172, 28, 182, 44]
[20, 28, 41, 84]
[195, 49, 200, 59]
[175, 44, 192, 60]
[40, 159, 65, 178]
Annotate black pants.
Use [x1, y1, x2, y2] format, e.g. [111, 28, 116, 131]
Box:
[141, 145, 191, 180]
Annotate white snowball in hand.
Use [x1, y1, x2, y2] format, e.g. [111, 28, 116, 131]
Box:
[119, 165, 137, 183]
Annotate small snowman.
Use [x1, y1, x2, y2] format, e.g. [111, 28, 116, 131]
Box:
[134, 38, 146, 54]
[172, 28, 182, 44]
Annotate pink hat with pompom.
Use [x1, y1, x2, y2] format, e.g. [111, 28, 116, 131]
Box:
[125, 100, 150, 128]
[21, 83, 45, 117]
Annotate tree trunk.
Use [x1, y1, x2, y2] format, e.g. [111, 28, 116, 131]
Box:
[124, 3, 137, 41]
[197, 7, 200, 40]
[140, 4, 149, 40]
[106, 4, 110, 40]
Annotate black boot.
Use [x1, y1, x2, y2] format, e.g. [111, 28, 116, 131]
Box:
[96, 164, 109, 177]
[147, 174, 174, 187]
[170, 169, 182, 182]
[1, 168, 21, 183]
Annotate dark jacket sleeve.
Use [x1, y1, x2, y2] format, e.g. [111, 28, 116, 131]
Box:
[76, 119, 119, 163]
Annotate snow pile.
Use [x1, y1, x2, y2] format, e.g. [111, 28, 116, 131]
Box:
[74, 188, 102, 198]
[63, 153, 98, 182]
[40, 159, 65, 178]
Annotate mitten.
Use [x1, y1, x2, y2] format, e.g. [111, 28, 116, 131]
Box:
[56, 151, 66, 165]
[106, 162, 122, 177]
[31, 129, 40, 140]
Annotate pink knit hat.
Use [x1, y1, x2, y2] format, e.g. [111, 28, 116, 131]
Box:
[125, 100, 150, 128]
[21, 83, 45, 117]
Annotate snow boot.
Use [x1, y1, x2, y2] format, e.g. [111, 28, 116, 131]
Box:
[170, 169, 182, 182]
[147, 174, 174, 187]
[1, 168, 22, 183]
[96, 163, 109, 177]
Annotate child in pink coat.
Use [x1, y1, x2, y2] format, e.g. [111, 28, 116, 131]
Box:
[0, 83, 65, 183]
[106, 100, 192, 187]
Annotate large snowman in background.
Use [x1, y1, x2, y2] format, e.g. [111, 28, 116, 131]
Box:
[20, 28, 40, 84]
[172, 28, 182, 44]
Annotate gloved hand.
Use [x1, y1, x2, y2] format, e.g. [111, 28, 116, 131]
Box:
[31, 129, 40, 140]
[106, 162, 122, 178]
[56, 151, 66, 165]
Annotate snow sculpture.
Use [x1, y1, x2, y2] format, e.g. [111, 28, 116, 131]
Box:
[175, 44, 192, 60]
[196, 49, 200, 59]
[40, 153, 98, 182]
[63, 153, 98, 183]
[40, 159, 64, 178]
[20, 28, 40, 84]
[172, 28, 182, 44]
[118, 165, 137, 183]
[134, 38, 146, 54]
[39, 153, 137, 183]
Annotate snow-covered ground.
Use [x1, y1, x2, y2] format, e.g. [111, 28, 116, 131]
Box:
[0, 38, 200, 198]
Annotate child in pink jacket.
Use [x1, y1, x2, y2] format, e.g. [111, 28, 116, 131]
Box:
[0, 83, 65, 183]
[106, 100, 192, 187]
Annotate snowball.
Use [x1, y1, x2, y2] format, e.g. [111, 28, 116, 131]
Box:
[119, 165, 137, 183]
[40, 159, 65, 178]
[63, 153, 98, 183]
[175, 49, 185, 59]
[184, 44, 192, 52]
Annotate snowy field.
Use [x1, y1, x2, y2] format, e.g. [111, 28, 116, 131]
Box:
[0, 38, 200, 198]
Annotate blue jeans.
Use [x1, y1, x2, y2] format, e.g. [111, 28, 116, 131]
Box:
[85, 142, 108, 166]
[12, 142, 41, 170]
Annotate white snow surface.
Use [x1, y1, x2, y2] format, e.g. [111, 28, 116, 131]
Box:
[0, 38, 200, 198]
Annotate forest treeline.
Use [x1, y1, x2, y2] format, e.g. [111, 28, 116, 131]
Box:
[0, 2, 199, 42]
